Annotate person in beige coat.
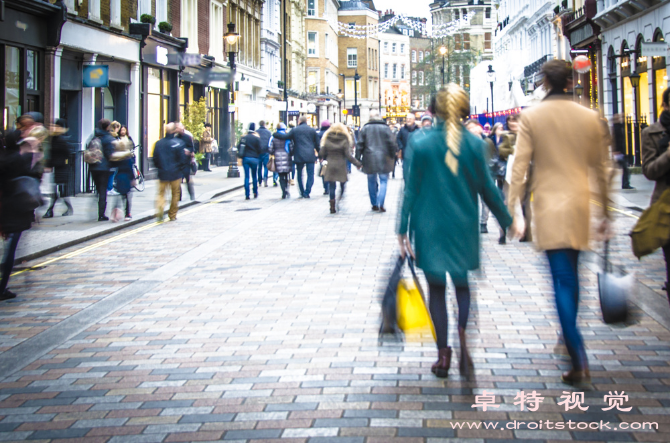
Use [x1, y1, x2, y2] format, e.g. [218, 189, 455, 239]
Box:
[508, 60, 611, 386]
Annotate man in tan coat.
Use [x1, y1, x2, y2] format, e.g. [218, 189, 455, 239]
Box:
[508, 60, 611, 385]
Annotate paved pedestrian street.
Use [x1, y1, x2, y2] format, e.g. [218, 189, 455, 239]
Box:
[1, 172, 669, 443]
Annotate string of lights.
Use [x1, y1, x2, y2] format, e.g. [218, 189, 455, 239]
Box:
[332, 14, 470, 39]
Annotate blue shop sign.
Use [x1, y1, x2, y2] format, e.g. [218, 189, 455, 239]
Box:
[83, 65, 109, 88]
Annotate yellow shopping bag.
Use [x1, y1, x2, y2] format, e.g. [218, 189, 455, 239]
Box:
[396, 264, 436, 342]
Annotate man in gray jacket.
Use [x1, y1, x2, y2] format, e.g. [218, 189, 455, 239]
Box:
[356, 111, 397, 212]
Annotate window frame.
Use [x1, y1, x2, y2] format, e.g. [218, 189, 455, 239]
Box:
[308, 31, 318, 56]
[347, 48, 357, 68]
[307, 0, 316, 16]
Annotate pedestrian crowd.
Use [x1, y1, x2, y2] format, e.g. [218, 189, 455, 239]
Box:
[1, 58, 669, 393]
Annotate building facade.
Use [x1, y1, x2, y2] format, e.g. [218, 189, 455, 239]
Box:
[306, 0, 342, 126]
[379, 15, 411, 123]
[410, 34, 433, 114]
[338, 0, 380, 125]
[261, 0, 282, 127]
[595, 0, 670, 165]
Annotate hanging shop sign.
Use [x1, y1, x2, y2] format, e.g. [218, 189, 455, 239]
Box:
[642, 42, 669, 57]
[82, 65, 109, 88]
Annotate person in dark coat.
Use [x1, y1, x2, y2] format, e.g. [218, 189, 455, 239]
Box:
[4, 114, 39, 153]
[256, 121, 272, 187]
[398, 84, 512, 379]
[89, 119, 115, 221]
[272, 115, 320, 198]
[613, 113, 633, 189]
[356, 111, 397, 212]
[154, 123, 187, 221]
[396, 113, 419, 180]
[0, 128, 46, 300]
[239, 122, 263, 200]
[319, 123, 362, 214]
[44, 119, 74, 218]
[269, 123, 294, 199]
[176, 123, 196, 201]
[317, 120, 331, 195]
[109, 135, 135, 221]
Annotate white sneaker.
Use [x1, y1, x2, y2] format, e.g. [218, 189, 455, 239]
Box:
[107, 189, 119, 196]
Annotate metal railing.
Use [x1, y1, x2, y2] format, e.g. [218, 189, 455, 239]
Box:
[523, 54, 551, 78]
[625, 115, 647, 167]
[563, 0, 597, 27]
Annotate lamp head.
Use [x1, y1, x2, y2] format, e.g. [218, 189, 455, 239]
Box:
[224, 23, 240, 47]
[439, 46, 447, 55]
[575, 82, 584, 97]
[629, 72, 640, 88]
[487, 65, 496, 83]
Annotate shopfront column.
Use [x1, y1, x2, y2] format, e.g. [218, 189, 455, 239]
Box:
[45, 47, 63, 124]
[128, 62, 140, 147]
[318, 105, 327, 124]
[82, 54, 98, 141]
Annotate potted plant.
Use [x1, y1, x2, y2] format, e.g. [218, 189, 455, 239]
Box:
[554, 5, 560, 14]
[277, 80, 285, 89]
[140, 14, 156, 25]
[158, 21, 172, 34]
[561, 0, 568, 9]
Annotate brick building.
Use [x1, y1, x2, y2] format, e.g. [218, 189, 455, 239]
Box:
[338, 0, 380, 126]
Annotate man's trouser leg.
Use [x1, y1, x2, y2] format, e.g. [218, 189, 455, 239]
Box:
[168, 179, 181, 220]
[377, 173, 389, 208]
[156, 180, 169, 220]
[305, 162, 315, 196]
[367, 174, 378, 206]
[295, 162, 306, 196]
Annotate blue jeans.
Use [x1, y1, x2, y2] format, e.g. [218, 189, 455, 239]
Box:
[1, 232, 22, 294]
[295, 162, 315, 197]
[367, 173, 389, 208]
[107, 169, 116, 191]
[546, 249, 586, 370]
[258, 153, 270, 184]
[242, 157, 259, 197]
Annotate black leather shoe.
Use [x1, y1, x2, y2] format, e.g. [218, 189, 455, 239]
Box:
[43, 209, 54, 218]
[98, 215, 109, 221]
[372, 205, 380, 211]
[480, 224, 488, 233]
[0, 290, 17, 301]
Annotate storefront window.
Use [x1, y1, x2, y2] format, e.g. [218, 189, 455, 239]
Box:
[639, 71, 650, 121]
[656, 68, 667, 121]
[5, 46, 21, 131]
[146, 67, 170, 157]
[148, 68, 161, 94]
[623, 76, 633, 156]
[26, 50, 38, 91]
[103, 87, 115, 121]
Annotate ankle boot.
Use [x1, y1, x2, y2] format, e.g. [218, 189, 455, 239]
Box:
[431, 347, 452, 378]
[43, 207, 54, 218]
[458, 327, 473, 378]
[329, 199, 336, 214]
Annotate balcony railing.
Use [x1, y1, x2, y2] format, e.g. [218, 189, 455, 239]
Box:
[564, 0, 596, 27]
[524, 54, 551, 78]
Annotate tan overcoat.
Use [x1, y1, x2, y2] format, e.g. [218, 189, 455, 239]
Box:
[508, 95, 610, 251]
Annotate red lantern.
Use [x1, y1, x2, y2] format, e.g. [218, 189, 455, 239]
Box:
[573, 55, 591, 74]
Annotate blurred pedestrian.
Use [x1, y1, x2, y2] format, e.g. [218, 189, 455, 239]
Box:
[396, 114, 419, 180]
[288, 121, 297, 185]
[483, 122, 491, 137]
[154, 123, 187, 221]
[465, 119, 496, 234]
[269, 123, 293, 199]
[239, 122, 262, 200]
[4, 114, 39, 153]
[43, 119, 74, 218]
[273, 116, 320, 198]
[176, 123, 195, 201]
[357, 110, 397, 212]
[508, 60, 611, 385]
[200, 123, 213, 172]
[420, 114, 433, 129]
[257, 121, 272, 187]
[109, 130, 135, 221]
[90, 119, 115, 221]
[319, 123, 362, 214]
[641, 87, 670, 303]
[118, 125, 134, 147]
[499, 114, 519, 243]
[346, 125, 357, 173]
[317, 120, 331, 195]
[398, 84, 512, 379]
[107, 121, 121, 195]
[613, 113, 634, 189]
[0, 125, 48, 300]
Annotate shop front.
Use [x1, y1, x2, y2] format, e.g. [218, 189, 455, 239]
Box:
[140, 33, 186, 178]
[0, 0, 66, 132]
[58, 20, 141, 193]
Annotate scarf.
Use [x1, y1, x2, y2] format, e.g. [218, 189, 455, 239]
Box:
[660, 110, 670, 131]
[277, 129, 290, 153]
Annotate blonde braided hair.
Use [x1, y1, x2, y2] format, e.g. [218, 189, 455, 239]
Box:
[433, 84, 470, 175]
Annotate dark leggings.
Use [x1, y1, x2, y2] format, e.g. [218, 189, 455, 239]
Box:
[663, 244, 670, 305]
[0, 232, 22, 294]
[91, 170, 109, 217]
[279, 173, 289, 197]
[427, 274, 471, 349]
[328, 181, 345, 199]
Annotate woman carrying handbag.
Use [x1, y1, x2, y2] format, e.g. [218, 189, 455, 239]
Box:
[398, 84, 512, 378]
[319, 123, 362, 214]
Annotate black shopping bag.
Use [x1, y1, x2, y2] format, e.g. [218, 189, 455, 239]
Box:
[379, 255, 405, 340]
[598, 241, 631, 324]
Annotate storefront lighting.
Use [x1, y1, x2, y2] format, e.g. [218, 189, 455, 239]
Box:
[621, 60, 629, 68]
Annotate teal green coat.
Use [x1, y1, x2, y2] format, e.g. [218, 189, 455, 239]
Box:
[398, 122, 512, 281]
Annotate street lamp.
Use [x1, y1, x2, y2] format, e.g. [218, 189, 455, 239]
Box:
[629, 71, 641, 89]
[487, 65, 496, 126]
[340, 73, 346, 124]
[439, 45, 447, 86]
[575, 81, 584, 98]
[354, 70, 361, 126]
[337, 89, 344, 123]
[224, 22, 240, 178]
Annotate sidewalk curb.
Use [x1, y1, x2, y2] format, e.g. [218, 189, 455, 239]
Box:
[15, 184, 244, 265]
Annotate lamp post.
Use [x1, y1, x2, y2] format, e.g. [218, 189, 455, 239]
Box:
[339, 73, 346, 124]
[629, 71, 641, 166]
[439, 45, 447, 86]
[487, 64, 496, 126]
[575, 82, 584, 99]
[353, 70, 360, 126]
[337, 90, 344, 123]
[224, 22, 240, 178]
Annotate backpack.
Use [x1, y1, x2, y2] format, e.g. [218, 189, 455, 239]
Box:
[84, 137, 103, 164]
[237, 137, 247, 159]
[9, 176, 43, 212]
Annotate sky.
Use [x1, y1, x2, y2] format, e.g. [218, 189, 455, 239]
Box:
[371, 0, 433, 20]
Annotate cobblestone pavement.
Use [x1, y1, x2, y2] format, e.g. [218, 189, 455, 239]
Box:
[0, 172, 669, 443]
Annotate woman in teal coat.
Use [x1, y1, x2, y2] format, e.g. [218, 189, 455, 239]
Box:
[398, 84, 512, 378]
